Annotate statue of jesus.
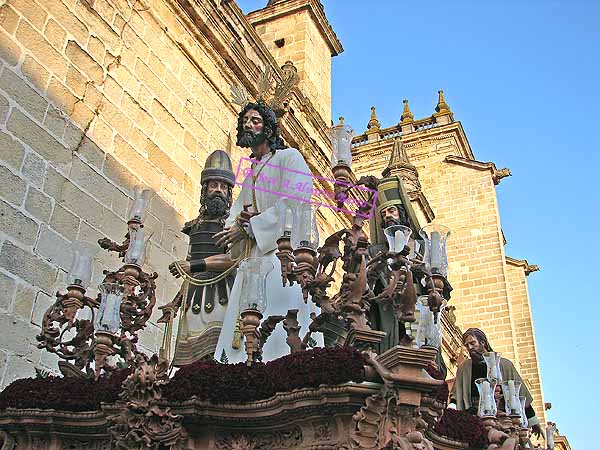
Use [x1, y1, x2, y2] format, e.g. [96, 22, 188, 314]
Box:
[213, 100, 322, 363]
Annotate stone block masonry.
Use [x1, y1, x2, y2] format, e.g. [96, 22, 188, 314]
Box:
[505, 261, 546, 428]
[0, 0, 249, 387]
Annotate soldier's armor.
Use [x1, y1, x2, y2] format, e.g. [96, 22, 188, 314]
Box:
[183, 219, 235, 316]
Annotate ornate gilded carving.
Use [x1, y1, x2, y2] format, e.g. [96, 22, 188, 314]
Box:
[108, 354, 186, 450]
[350, 348, 442, 450]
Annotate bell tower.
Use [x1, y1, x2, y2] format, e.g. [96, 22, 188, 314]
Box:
[246, 0, 343, 125]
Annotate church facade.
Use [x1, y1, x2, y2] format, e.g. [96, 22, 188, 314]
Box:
[0, 0, 545, 428]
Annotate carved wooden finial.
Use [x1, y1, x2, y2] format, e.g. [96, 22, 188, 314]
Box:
[400, 99, 414, 124]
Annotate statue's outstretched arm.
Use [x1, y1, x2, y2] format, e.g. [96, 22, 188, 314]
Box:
[203, 253, 236, 272]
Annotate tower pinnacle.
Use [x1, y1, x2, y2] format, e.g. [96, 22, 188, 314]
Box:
[367, 106, 381, 130]
[400, 99, 414, 124]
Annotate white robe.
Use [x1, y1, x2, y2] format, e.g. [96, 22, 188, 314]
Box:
[214, 148, 323, 363]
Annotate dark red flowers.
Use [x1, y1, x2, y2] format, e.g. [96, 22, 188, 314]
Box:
[0, 347, 366, 411]
[433, 408, 486, 447]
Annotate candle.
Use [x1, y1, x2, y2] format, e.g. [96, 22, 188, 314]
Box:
[430, 231, 441, 271]
[546, 423, 556, 449]
[507, 380, 515, 410]
[394, 230, 403, 253]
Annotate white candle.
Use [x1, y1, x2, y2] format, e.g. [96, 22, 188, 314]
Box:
[430, 231, 441, 270]
[546, 423, 556, 449]
[507, 380, 515, 410]
[482, 380, 491, 413]
[394, 230, 404, 252]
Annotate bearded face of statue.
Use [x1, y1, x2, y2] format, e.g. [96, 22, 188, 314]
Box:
[464, 334, 485, 364]
[381, 205, 402, 228]
[203, 180, 230, 218]
[236, 109, 267, 148]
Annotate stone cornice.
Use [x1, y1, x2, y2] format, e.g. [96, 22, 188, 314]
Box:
[247, 0, 344, 56]
[353, 121, 475, 163]
[444, 155, 511, 185]
[403, 121, 474, 161]
[506, 256, 540, 275]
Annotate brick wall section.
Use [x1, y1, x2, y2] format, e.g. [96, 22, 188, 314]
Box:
[0, 0, 257, 387]
[505, 261, 546, 425]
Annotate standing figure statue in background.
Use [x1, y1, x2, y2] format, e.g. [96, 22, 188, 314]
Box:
[367, 175, 413, 352]
[158, 150, 236, 366]
[449, 328, 542, 437]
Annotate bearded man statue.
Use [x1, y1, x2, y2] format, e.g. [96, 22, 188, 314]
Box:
[213, 100, 322, 363]
[158, 150, 236, 365]
[450, 328, 542, 437]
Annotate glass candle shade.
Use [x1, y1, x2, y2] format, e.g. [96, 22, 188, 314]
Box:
[124, 226, 148, 266]
[128, 185, 152, 223]
[282, 206, 294, 238]
[415, 297, 442, 348]
[475, 377, 498, 417]
[75, 305, 93, 322]
[518, 396, 528, 428]
[408, 239, 421, 259]
[95, 282, 124, 334]
[307, 205, 320, 249]
[418, 223, 450, 277]
[483, 351, 503, 382]
[500, 380, 522, 415]
[384, 225, 412, 253]
[239, 257, 274, 313]
[292, 203, 320, 249]
[67, 241, 99, 288]
[327, 117, 354, 168]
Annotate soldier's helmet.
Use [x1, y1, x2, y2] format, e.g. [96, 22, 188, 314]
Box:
[201, 150, 235, 187]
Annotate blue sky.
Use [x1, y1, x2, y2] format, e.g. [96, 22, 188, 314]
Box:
[237, 1, 599, 447]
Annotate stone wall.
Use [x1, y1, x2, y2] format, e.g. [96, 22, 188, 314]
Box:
[506, 260, 546, 425]
[0, 0, 208, 387]
[0, 0, 352, 388]
[248, 0, 339, 126]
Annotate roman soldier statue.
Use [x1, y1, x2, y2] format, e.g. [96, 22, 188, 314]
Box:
[158, 150, 236, 365]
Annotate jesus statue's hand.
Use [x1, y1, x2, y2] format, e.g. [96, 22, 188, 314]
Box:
[238, 204, 259, 224]
[214, 226, 245, 249]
